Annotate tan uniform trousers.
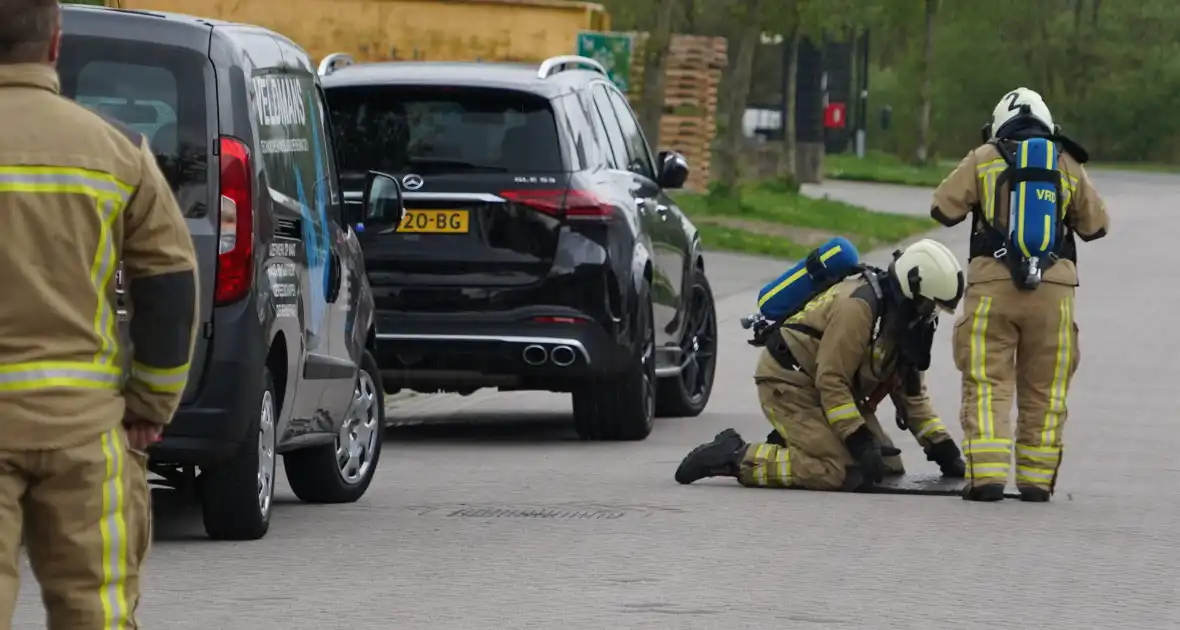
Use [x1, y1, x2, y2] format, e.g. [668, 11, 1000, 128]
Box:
[739, 378, 904, 490]
[0, 426, 151, 630]
[953, 279, 1080, 492]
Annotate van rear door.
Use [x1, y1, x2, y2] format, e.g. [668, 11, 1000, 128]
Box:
[58, 13, 217, 403]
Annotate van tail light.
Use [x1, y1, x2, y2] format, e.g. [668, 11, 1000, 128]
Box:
[499, 189, 615, 221]
[214, 136, 254, 306]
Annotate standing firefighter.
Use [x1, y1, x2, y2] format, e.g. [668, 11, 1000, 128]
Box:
[930, 87, 1109, 503]
[675, 239, 967, 492]
[0, 0, 198, 627]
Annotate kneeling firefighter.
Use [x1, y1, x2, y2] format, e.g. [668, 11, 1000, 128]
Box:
[930, 87, 1110, 503]
[676, 238, 968, 491]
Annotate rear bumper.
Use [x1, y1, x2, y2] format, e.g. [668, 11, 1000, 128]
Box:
[375, 306, 630, 391]
[149, 300, 265, 467]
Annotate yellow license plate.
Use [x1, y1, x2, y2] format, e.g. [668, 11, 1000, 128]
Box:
[399, 209, 470, 234]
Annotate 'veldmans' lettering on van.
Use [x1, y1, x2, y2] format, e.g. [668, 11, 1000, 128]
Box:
[251, 74, 307, 128]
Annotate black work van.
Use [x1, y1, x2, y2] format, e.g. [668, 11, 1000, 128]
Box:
[60, 5, 407, 541]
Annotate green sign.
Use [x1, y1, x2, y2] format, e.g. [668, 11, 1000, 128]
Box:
[576, 31, 633, 93]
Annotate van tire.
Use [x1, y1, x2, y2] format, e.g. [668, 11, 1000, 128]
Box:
[571, 284, 655, 441]
[285, 351, 385, 503]
[199, 369, 277, 541]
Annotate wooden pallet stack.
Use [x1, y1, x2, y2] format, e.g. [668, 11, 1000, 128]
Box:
[628, 34, 727, 192]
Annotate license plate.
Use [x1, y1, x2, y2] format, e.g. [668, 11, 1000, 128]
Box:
[399, 209, 469, 234]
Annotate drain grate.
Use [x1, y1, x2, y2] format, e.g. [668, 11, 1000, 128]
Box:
[446, 507, 626, 520]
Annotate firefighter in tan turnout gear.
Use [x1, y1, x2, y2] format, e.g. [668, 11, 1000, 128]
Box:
[0, 0, 198, 627]
[931, 87, 1109, 503]
[676, 240, 968, 492]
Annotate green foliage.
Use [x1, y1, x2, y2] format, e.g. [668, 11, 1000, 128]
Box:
[866, 0, 1180, 163]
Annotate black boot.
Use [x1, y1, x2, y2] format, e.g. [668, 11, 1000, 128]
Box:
[962, 484, 1006, 502]
[675, 429, 746, 485]
[1018, 487, 1051, 503]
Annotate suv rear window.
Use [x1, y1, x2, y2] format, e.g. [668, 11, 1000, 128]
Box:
[325, 86, 563, 175]
[58, 35, 210, 218]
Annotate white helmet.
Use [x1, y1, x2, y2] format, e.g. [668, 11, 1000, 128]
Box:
[890, 239, 964, 315]
[989, 87, 1055, 138]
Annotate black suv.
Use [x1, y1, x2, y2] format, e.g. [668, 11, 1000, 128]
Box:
[61, 6, 407, 540]
[319, 54, 718, 440]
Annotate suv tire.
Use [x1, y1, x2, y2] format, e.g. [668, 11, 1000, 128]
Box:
[199, 368, 277, 541]
[572, 282, 656, 441]
[656, 266, 717, 417]
[285, 351, 385, 503]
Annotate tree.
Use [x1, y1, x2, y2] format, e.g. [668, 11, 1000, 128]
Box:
[714, 0, 765, 192]
[914, 0, 937, 165]
[635, 0, 684, 150]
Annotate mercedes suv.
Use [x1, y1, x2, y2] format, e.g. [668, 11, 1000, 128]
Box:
[319, 54, 718, 440]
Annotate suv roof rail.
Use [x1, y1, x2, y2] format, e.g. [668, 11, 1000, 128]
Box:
[536, 55, 606, 80]
[318, 52, 356, 77]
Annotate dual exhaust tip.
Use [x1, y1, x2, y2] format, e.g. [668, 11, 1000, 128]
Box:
[523, 344, 576, 367]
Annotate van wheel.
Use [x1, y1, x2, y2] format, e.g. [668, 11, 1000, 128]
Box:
[656, 267, 717, 417]
[199, 368, 277, 541]
[571, 284, 655, 441]
[285, 351, 385, 503]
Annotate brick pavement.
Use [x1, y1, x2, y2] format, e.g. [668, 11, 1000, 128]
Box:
[12, 174, 1178, 629]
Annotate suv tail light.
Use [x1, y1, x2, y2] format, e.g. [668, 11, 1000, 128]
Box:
[214, 136, 254, 305]
[500, 189, 615, 221]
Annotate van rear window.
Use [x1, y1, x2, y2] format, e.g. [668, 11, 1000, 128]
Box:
[58, 35, 211, 219]
[325, 86, 564, 175]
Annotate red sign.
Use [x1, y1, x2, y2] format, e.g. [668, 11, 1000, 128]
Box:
[824, 102, 847, 129]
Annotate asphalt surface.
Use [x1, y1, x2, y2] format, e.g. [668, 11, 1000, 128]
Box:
[14, 174, 1180, 629]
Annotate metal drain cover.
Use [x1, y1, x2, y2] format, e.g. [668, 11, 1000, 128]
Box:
[446, 507, 626, 519]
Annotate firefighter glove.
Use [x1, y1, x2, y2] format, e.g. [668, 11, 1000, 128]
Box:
[926, 439, 967, 478]
[844, 426, 886, 484]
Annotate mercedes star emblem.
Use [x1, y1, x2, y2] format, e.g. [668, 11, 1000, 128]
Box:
[402, 174, 424, 190]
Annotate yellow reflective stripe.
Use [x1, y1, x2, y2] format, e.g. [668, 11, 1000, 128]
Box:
[775, 447, 792, 484]
[1016, 141, 1032, 257]
[131, 361, 190, 393]
[975, 160, 1006, 222]
[0, 361, 121, 391]
[968, 461, 1010, 480]
[1015, 465, 1056, 484]
[1039, 141, 1054, 250]
[752, 443, 771, 486]
[963, 438, 1012, 457]
[99, 428, 134, 626]
[0, 165, 134, 196]
[757, 245, 843, 308]
[1016, 443, 1061, 461]
[1040, 298, 1073, 447]
[911, 417, 946, 439]
[825, 403, 860, 423]
[92, 199, 123, 367]
[968, 297, 994, 438]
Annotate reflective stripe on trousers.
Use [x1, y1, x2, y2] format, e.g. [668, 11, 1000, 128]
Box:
[0, 166, 131, 370]
[963, 296, 1013, 482]
[99, 427, 136, 628]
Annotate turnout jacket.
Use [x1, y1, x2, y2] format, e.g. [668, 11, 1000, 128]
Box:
[0, 64, 198, 449]
[754, 276, 951, 448]
[931, 142, 1110, 286]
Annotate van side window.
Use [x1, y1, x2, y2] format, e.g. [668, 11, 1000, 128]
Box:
[589, 84, 629, 171]
[251, 71, 331, 241]
[313, 86, 343, 222]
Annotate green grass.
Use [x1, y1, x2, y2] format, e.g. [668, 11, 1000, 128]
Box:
[824, 152, 952, 187]
[824, 150, 1180, 186]
[674, 180, 937, 259]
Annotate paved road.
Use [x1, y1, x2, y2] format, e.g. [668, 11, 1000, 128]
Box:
[15, 174, 1179, 629]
